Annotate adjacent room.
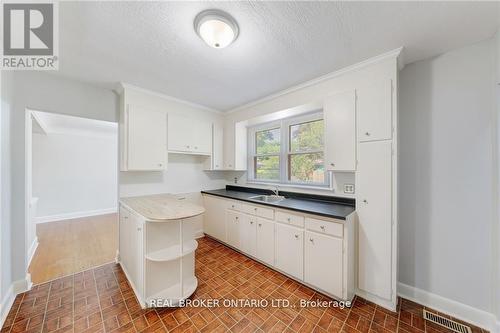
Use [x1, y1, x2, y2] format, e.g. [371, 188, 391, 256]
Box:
[0, 2, 499, 333]
[28, 111, 118, 284]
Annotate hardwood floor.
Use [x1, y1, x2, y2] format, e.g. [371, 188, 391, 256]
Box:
[28, 213, 118, 284]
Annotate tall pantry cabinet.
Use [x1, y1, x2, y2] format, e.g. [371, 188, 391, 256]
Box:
[355, 75, 398, 311]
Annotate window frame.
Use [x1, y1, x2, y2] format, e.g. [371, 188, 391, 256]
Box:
[247, 111, 330, 188]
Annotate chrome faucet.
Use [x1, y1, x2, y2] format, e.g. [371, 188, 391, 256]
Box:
[271, 186, 279, 196]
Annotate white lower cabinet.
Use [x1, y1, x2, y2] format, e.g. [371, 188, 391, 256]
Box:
[202, 194, 355, 302]
[275, 223, 304, 280]
[226, 209, 241, 249]
[203, 195, 227, 242]
[304, 231, 343, 298]
[240, 215, 257, 257]
[256, 218, 275, 266]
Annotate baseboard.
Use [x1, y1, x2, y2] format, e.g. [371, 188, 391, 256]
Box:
[36, 207, 117, 223]
[27, 237, 38, 268]
[0, 284, 15, 329]
[0, 277, 31, 328]
[194, 230, 204, 239]
[398, 282, 498, 332]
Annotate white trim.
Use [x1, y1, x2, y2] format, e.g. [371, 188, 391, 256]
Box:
[398, 282, 498, 332]
[0, 285, 14, 329]
[0, 276, 32, 328]
[115, 82, 222, 115]
[27, 237, 38, 268]
[194, 230, 204, 239]
[36, 207, 117, 224]
[227, 47, 404, 114]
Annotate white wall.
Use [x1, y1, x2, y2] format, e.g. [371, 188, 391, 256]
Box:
[399, 38, 496, 314]
[33, 132, 117, 220]
[5, 71, 118, 293]
[0, 71, 14, 323]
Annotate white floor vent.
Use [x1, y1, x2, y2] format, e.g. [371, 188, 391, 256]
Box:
[423, 309, 472, 333]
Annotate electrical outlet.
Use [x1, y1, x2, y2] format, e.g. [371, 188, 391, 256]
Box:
[344, 184, 355, 194]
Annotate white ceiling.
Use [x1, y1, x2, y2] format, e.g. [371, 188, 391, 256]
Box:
[57, 1, 499, 111]
[32, 111, 117, 138]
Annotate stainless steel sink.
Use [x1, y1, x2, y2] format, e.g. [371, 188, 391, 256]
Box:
[248, 195, 285, 203]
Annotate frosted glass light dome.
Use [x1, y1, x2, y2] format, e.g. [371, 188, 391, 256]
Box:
[194, 10, 239, 49]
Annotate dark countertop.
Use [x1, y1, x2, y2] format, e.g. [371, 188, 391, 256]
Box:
[201, 185, 355, 220]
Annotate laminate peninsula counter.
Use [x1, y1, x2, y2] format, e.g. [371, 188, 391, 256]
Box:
[118, 194, 205, 308]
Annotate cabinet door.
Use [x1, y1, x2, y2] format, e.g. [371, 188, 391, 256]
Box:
[240, 215, 256, 256]
[134, 217, 144, 294]
[202, 195, 227, 242]
[256, 218, 275, 266]
[168, 114, 193, 152]
[357, 79, 392, 142]
[119, 206, 130, 271]
[356, 141, 392, 300]
[324, 90, 356, 171]
[305, 231, 343, 298]
[226, 210, 241, 249]
[275, 223, 303, 280]
[212, 123, 224, 170]
[193, 121, 212, 155]
[127, 105, 167, 170]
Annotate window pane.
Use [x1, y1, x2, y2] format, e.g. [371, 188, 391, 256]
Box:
[255, 156, 280, 180]
[289, 153, 325, 183]
[256, 128, 280, 155]
[290, 120, 324, 152]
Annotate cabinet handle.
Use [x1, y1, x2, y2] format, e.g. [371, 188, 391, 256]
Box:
[235, 216, 239, 220]
[186, 145, 190, 148]
[365, 132, 370, 136]
[158, 163, 163, 167]
[309, 238, 314, 242]
[137, 227, 141, 231]
[294, 234, 299, 239]
[194, 146, 198, 149]
[215, 165, 219, 168]
[250, 221, 254, 225]
[320, 225, 325, 230]
[363, 199, 368, 204]
[231, 205, 235, 209]
[254, 207, 257, 211]
[258, 223, 262, 227]
[330, 163, 335, 167]
[287, 218, 291, 222]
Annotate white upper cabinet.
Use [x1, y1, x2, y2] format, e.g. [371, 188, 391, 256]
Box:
[124, 104, 167, 171]
[223, 121, 247, 170]
[168, 114, 212, 155]
[357, 79, 393, 142]
[324, 90, 356, 171]
[356, 140, 393, 300]
[209, 123, 224, 170]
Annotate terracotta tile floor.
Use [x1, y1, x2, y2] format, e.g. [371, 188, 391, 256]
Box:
[1, 237, 488, 333]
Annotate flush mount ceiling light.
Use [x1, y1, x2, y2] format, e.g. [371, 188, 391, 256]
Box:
[194, 9, 239, 49]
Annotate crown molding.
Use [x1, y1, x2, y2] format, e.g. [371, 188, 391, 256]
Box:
[115, 82, 222, 115]
[226, 47, 404, 115]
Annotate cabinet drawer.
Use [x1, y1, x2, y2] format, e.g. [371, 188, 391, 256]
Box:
[232, 202, 274, 219]
[276, 211, 304, 227]
[305, 217, 343, 238]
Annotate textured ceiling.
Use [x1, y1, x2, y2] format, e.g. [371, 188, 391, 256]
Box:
[57, 1, 499, 111]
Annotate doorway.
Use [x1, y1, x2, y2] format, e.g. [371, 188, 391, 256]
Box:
[26, 110, 118, 284]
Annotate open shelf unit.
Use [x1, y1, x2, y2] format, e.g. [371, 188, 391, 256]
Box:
[119, 203, 200, 308]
